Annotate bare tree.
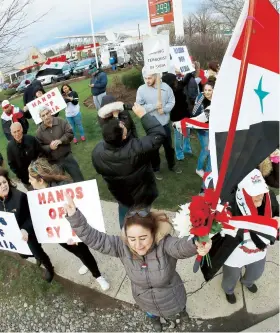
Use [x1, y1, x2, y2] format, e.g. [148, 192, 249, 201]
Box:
[193, 4, 219, 35]
[0, 0, 47, 69]
[207, 0, 280, 30]
[126, 43, 144, 68]
[184, 15, 197, 38]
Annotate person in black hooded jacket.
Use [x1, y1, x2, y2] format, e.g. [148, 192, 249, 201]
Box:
[92, 103, 166, 228]
[0, 168, 54, 282]
[98, 95, 138, 139]
[162, 73, 193, 160]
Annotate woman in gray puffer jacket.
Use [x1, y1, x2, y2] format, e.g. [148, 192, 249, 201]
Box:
[64, 197, 211, 331]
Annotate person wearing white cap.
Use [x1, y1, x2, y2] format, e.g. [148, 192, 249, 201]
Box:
[221, 169, 279, 304]
[1, 100, 30, 140]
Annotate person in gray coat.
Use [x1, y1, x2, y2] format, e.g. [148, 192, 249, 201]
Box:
[64, 195, 211, 331]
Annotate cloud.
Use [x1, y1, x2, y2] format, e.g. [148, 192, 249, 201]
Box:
[2, 0, 202, 66]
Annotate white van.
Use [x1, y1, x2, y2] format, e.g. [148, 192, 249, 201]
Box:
[100, 42, 131, 68]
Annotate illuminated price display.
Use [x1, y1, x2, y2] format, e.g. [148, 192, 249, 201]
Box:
[156, 1, 171, 15]
[148, 0, 174, 27]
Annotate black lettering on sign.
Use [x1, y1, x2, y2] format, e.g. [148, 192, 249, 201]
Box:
[180, 66, 190, 73]
[178, 56, 185, 62]
[174, 47, 184, 54]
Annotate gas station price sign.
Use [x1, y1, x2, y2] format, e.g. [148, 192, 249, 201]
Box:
[149, 0, 174, 26]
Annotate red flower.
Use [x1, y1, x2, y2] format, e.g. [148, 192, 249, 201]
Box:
[190, 226, 209, 237]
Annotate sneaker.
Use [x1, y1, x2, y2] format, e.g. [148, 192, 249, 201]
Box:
[225, 293, 236, 304]
[246, 284, 258, 293]
[81, 136, 86, 141]
[154, 171, 163, 181]
[196, 169, 204, 178]
[96, 276, 110, 291]
[78, 265, 89, 275]
[73, 138, 78, 144]
[170, 166, 182, 174]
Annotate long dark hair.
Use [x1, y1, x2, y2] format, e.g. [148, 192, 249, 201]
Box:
[61, 84, 73, 95]
[0, 168, 16, 190]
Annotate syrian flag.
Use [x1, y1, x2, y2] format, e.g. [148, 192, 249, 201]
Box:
[38, 55, 67, 76]
[209, 0, 280, 203]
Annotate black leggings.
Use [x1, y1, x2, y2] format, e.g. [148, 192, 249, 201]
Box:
[59, 242, 101, 278]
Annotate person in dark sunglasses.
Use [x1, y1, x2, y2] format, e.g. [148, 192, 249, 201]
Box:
[64, 196, 212, 332]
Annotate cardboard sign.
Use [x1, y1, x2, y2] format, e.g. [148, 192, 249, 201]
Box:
[0, 212, 32, 255]
[169, 46, 195, 75]
[143, 34, 170, 74]
[27, 87, 67, 124]
[27, 180, 105, 244]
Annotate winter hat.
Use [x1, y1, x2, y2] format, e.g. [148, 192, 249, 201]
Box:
[2, 100, 10, 108]
[238, 169, 269, 196]
[100, 95, 117, 108]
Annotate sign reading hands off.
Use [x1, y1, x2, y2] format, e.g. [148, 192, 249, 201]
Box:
[27, 87, 67, 125]
[27, 180, 105, 243]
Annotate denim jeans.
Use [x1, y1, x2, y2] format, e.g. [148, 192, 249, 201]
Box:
[93, 92, 106, 110]
[151, 123, 175, 171]
[197, 130, 211, 172]
[174, 128, 192, 160]
[118, 202, 130, 229]
[66, 112, 85, 139]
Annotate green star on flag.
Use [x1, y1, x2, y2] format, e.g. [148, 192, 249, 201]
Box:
[254, 76, 269, 114]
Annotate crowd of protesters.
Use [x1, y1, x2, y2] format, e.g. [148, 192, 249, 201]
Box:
[0, 59, 279, 332]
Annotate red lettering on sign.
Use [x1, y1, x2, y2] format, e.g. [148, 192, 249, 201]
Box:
[32, 102, 37, 108]
[53, 226, 60, 238]
[48, 192, 55, 204]
[55, 105, 59, 111]
[47, 94, 51, 99]
[46, 227, 54, 237]
[41, 97, 46, 102]
[66, 188, 74, 199]
[50, 100, 54, 106]
[38, 192, 46, 205]
[52, 91, 56, 96]
[37, 100, 41, 105]
[49, 208, 56, 219]
[56, 189, 64, 202]
[58, 207, 65, 219]
[75, 187, 84, 199]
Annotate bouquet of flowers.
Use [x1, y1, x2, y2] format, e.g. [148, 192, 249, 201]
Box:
[173, 189, 232, 268]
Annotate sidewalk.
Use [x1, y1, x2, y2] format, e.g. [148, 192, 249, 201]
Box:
[18, 182, 279, 330]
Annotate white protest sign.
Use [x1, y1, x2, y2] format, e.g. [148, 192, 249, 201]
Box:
[27, 87, 67, 125]
[143, 34, 170, 74]
[0, 212, 32, 255]
[27, 180, 105, 244]
[169, 46, 195, 75]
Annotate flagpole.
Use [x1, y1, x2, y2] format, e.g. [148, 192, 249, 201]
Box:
[193, 0, 257, 273]
[88, 0, 99, 69]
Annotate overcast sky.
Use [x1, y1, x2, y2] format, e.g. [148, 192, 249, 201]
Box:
[20, 0, 201, 48]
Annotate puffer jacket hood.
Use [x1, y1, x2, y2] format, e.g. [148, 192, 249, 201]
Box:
[98, 101, 125, 119]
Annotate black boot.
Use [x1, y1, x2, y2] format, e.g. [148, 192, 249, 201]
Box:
[43, 265, 54, 283]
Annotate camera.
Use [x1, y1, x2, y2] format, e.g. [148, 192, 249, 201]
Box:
[123, 103, 133, 111]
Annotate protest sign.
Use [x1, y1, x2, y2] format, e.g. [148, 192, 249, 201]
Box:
[27, 87, 67, 124]
[0, 212, 32, 255]
[169, 46, 195, 75]
[27, 180, 105, 244]
[143, 34, 170, 74]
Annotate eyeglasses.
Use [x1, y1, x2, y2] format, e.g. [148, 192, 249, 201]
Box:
[126, 209, 150, 218]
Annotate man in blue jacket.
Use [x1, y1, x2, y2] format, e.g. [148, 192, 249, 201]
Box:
[89, 68, 108, 110]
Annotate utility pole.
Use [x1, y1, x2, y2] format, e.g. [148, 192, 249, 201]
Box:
[88, 0, 99, 68]
[138, 24, 141, 40]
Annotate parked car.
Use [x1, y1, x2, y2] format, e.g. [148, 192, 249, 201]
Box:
[16, 72, 37, 93]
[8, 78, 21, 89]
[72, 58, 97, 76]
[56, 64, 72, 82]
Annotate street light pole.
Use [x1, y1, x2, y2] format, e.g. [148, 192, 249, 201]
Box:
[88, 0, 99, 68]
